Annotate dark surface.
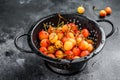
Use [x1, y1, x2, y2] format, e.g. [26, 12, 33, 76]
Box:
[0, 0, 120, 80]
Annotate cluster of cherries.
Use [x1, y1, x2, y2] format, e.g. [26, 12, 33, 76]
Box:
[38, 23, 94, 60]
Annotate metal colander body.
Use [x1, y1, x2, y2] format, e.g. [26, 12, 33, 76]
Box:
[30, 13, 105, 61]
[28, 13, 105, 74]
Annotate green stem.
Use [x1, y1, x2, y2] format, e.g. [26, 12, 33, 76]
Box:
[58, 21, 64, 27]
[43, 23, 47, 31]
[57, 18, 61, 28]
[92, 6, 100, 16]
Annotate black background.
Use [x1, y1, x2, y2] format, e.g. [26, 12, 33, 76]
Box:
[0, 0, 120, 80]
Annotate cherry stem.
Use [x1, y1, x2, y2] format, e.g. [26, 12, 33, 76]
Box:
[43, 23, 48, 32]
[92, 6, 101, 16]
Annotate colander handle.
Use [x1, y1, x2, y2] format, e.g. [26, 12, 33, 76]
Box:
[14, 34, 34, 53]
[96, 19, 115, 38]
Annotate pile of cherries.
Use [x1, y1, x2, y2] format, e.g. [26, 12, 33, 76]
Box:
[38, 23, 94, 60]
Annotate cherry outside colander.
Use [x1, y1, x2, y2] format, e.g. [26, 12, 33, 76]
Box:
[14, 13, 114, 75]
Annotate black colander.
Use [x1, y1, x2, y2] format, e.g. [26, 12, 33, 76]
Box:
[14, 13, 114, 75]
